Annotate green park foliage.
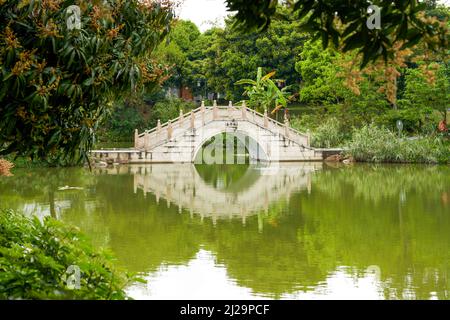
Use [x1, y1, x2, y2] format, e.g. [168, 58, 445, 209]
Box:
[291, 118, 449, 163]
[226, 0, 449, 68]
[347, 125, 450, 164]
[235, 67, 290, 113]
[155, 8, 306, 100]
[96, 96, 196, 143]
[0, 209, 133, 299]
[0, 0, 173, 163]
[0, 0, 447, 163]
[291, 116, 347, 149]
[151, 4, 448, 138]
[0, 0, 449, 302]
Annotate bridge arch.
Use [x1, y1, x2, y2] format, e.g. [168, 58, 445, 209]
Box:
[192, 128, 270, 164]
[106, 103, 327, 164]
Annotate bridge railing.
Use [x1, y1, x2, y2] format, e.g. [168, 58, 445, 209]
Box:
[135, 104, 214, 149]
[135, 101, 312, 150]
[138, 105, 204, 138]
[242, 106, 311, 146]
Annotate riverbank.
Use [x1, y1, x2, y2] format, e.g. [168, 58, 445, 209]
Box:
[290, 120, 450, 164]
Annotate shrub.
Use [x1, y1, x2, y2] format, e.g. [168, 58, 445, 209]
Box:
[98, 99, 149, 142]
[347, 124, 450, 164]
[97, 97, 197, 143]
[375, 106, 440, 135]
[0, 210, 133, 300]
[289, 114, 319, 133]
[291, 116, 347, 148]
[0, 159, 14, 176]
[149, 97, 197, 128]
[310, 117, 348, 148]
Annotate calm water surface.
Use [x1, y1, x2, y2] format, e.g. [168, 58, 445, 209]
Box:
[0, 163, 449, 300]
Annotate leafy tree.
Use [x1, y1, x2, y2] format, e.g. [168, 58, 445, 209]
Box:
[0, 0, 173, 163]
[236, 67, 290, 113]
[217, 13, 307, 100]
[226, 0, 449, 67]
[400, 63, 450, 124]
[162, 8, 309, 101]
[155, 20, 201, 90]
[294, 39, 391, 130]
[295, 40, 346, 104]
[98, 98, 150, 143]
[149, 97, 196, 127]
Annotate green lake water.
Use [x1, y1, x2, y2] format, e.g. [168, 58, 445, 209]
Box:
[0, 163, 449, 300]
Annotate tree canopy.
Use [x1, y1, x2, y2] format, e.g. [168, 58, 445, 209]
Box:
[226, 0, 449, 67]
[157, 10, 309, 100]
[0, 0, 173, 163]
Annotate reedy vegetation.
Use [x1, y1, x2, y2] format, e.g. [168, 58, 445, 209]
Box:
[290, 119, 449, 164]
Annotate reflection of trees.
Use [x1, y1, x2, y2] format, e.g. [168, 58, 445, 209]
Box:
[195, 164, 259, 192]
[198, 163, 450, 299]
[299, 165, 450, 299]
[316, 164, 450, 204]
[202, 201, 333, 298]
[0, 168, 95, 218]
[1, 164, 449, 299]
[62, 173, 205, 273]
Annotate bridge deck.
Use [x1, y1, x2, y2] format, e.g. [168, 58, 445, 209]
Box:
[90, 148, 344, 164]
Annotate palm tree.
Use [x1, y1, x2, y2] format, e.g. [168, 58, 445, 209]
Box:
[236, 67, 291, 114]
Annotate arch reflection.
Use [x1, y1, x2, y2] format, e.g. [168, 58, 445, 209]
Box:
[95, 163, 322, 220]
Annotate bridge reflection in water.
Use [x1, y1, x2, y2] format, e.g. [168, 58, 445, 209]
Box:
[1, 163, 449, 299]
[95, 163, 321, 226]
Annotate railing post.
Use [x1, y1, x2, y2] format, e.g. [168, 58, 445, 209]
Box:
[228, 101, 233, 119]
[144, 133, 150, 150]
[264, 108, 269, 128]
[201, 101, 205, 125]
[213, 100, 218, 120]
[167, 120, 173, 140]
[284, 113, 290, 138]
[157, 119, 161, 133]
[241, 101, 247, 120]
[190, 111, 195, 129]
[134, 129, 139, 148]
[179, 109, 184, 126]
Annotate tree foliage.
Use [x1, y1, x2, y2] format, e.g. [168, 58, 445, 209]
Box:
[0, 0, 173, 163]
[157, 9, 308, 100]
[400, 63, 450, 122]
[226, 0, 449, 67]
[0, 209, 132, 299]
[154, 20, 201, 89]
[235, 67, 291, 113]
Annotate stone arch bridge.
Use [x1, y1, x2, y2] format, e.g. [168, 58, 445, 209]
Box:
[91, 102, 329, 164]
